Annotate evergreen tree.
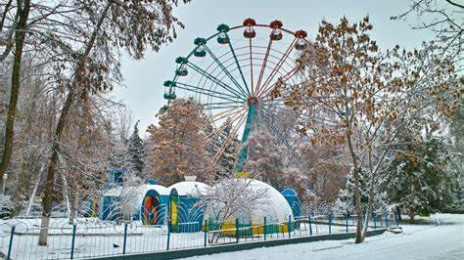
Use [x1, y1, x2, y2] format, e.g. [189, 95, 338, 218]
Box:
[385, 127, 457, 222]
[336, 168, 387, 215]
[124, 121, 146, 179]
[215, 119, 239, 179]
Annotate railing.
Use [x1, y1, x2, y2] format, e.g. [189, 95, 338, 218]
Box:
[0, 212, 400, 260]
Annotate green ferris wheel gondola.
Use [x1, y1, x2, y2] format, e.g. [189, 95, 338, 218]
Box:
[162, 18, 311, 173]
[193, 37, 207, 57]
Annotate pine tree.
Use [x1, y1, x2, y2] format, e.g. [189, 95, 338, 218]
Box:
[123, 121, 146, 179]
[336, 168, 387, 215]
[215, 119, 240, 179]
[385, 127, 457, 222]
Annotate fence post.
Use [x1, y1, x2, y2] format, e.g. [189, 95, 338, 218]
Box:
[263, 216, 267, 241]
[345, 214, 349, 233]
[70, 224, 77, 259]
[308, 214, 313, 236]
[122, 222, 128, 255]
[167, 219, 171, 250]
[373, 212, 377, 229]
[204, 219, 208, 247]
[287, 215, 292, 239]
[328, 214, 332, 234]
[385, 212, 389, 228]
[235, 218, 239, 243]
[7, 226, 15, 260]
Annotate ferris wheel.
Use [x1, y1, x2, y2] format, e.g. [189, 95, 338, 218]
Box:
[163, 18, 311, 172]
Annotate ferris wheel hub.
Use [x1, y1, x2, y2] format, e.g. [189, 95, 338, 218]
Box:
[247, 96, 260, 106]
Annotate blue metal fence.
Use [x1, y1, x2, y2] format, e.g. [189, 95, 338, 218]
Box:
[0, 212, 399, 260]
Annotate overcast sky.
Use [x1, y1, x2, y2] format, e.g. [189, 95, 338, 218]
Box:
[111, 0, 434, 136]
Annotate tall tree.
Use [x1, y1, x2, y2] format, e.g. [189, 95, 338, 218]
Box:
[123, 121, 146, 179]
[35, 0, 188, 246]
[214, 119, 239, 179]
[0, 0, 31, 182]
[273, 16, 462, 243]
[147, 98, 213, 185]
[385, 120, 457, 222]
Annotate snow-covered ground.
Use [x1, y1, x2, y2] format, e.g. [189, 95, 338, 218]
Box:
[180, 214, 464, 260]
[0, 216, 353, 260]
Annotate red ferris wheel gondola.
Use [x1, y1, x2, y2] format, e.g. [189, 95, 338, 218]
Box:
[243, 18, 256, 39]
[270, 20, 283, 41]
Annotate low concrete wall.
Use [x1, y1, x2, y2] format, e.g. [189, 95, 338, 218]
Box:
[86, 229, 386, 260]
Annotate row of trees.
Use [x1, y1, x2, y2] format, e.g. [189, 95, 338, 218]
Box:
[1, 0, 190, 246]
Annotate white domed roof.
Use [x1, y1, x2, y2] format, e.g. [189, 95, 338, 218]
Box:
[103, 184, 169, 214]
[168, 181, 210, 196]
[213, 178, 292, 222]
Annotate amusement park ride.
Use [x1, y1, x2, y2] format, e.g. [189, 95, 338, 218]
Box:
[162, 18, 311, 172]
[100, 19, 306, 231]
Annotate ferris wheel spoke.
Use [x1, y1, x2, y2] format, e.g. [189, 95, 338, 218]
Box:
[175, 82, 242, 103]
[213, 111, 247, 161]
[257, 38, 297, 97]
[259, 113, 308, 170]
[209, 106, 244, 123]
[258, 67, 299, 99]
[206, 108, 246, 141]
[255, 37, 273, 94]
[209, 107, 247, 128]
[226, 33, 251, 96]
[248, 38, 255, 95]
[204, 101, 244, 111]
[187, 62, 248, 101]
[204, 45, 249, 98]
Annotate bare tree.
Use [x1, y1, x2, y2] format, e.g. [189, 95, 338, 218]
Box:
[392, 0, 463, 66]
[198, 177, 266, 244]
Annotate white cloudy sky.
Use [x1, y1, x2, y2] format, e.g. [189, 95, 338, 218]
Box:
[111, 0, 435, 136]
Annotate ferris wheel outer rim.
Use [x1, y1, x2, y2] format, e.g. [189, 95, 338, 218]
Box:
[180, 22, 311, 61]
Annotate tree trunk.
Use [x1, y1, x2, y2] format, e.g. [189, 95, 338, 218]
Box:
[38, 91, 74, 246]
[408, 207, 415, 224]
[346, 132, 363, 243]
[38, 3, 112, 246]
[0, 0, 30, 184]
[38, 214, 50, 245]
[69, 189, 79, 225]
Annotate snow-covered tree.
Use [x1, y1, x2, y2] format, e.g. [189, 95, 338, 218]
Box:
[298, 143, 349, 203]
[243, 127, 284, 190]
[198, 177, 266, 243]
[213, 119, 240, 179]
[385, 125, 457, 222]
[123, 121, 146, 180]
[336, 168, 387, 215]
[273, 16, 462, 243]
[147, 98, 214, 185]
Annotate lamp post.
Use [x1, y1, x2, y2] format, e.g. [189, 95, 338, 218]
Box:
[0, 173, 8, 213]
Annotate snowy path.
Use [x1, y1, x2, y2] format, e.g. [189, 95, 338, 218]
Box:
[180, 214, 464, 260]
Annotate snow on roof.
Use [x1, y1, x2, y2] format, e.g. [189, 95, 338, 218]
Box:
[103, 186, 123, 197]
[212, 178, 293, 222]
[168, 181, 210, 196]
[246, 179, 293, 221]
